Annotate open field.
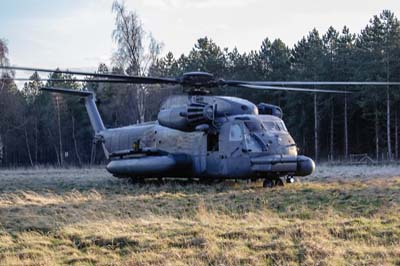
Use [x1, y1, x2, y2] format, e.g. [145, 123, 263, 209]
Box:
[0, 165, 399, 266]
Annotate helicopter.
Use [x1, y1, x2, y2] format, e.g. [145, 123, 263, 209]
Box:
[3, 66, 400, 187]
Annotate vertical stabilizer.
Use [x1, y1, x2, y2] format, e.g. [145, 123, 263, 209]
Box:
[40, 87, 106, 133]
[84, 93, 105, 133]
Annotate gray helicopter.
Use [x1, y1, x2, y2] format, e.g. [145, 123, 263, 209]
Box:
[4, 66, 400, 187]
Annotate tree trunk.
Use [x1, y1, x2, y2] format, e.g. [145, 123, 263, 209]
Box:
[0, 134, 3, 165]
[302, 105, 306, 153]
[344, 92, 349, 160]
[395, 110, 398, 160]
[90, 141, 97, 167]
[137, 85, 146, 123]
[34, 118, 38, 164]
[386, 87, 392, 160]
[330, 98, 334, 161]
[24, 126, 34, 167]
[56, 96, 64, 166]
[47, 127, 60, 166]
[314, 93, 318, 162]
[71, 115, 82, 167]
[375, 107, 379, 161]
[386, 50, 392, 161]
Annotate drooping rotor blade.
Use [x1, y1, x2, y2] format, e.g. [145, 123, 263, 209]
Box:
[0, 66, 180, 84]
[40, 87, 93, 97]
[227, 80, 400, 86]
[237, 84, 352, 94]
[12, 78, 139, 83]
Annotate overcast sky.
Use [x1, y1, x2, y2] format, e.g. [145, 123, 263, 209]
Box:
[1, 0, 400, 76]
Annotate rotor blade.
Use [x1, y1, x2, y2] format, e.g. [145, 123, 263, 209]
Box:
[237, 84, 352, 94]
[0, 66, 179, 84]
[227, 80, 400, 86]
[11, 78, 142, 83]
[40, 87, 93, 97]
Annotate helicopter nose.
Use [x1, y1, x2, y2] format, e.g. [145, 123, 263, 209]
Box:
[296, 156, 315, 176]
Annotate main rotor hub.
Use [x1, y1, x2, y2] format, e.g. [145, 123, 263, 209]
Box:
[180, 72, 222, 87]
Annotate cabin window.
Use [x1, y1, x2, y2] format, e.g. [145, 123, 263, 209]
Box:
[229, 124, 243, 141]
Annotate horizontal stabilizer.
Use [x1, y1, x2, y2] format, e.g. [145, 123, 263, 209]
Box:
[40, 87, 93, 97]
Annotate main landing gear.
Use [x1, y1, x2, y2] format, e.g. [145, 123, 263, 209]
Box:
[263, 178, 284, 188]
[263, 176, 296, 188]
[286, 176, 296, 184]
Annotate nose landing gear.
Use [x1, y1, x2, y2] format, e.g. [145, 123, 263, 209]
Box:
[286, 176, 295, 183]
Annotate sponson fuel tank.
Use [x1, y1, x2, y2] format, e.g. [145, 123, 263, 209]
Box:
[106, 154, 192, 177]
[250, 155, 315, 176]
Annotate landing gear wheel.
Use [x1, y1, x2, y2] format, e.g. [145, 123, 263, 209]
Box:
[263, 178, 284, 188]
[263, 179, 274, 188]
[286, 176, 295, 183]
[276, 178, 284, 186]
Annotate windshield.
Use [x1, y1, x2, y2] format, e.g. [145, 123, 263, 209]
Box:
[263, 121, 288, 132]
[244, 121, 266, 132]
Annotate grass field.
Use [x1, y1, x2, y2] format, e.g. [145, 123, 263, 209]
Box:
[0, 165, 399, 266]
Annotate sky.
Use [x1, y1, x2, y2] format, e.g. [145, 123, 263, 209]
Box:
[1, 0, 400, 78]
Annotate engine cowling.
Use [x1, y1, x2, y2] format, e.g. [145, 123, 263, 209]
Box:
[158, 95, 258, 132]
[157, 102, 214, 131]
[258, 103, 283, 118]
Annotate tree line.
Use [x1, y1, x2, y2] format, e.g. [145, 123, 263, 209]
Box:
[0, 4, 400, 167]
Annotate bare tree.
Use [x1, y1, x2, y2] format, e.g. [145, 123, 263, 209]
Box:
[344, 91, 349, 159]
[55, 96, 64, 166]
[329, 98, 334, 161]
[24, 126, 33, 167]
[0, 38, 10, 165]
[375, 106, 380, 161]
[0, 38, 9, 67]
[314, 93, 319, 162]
[111, 1, 162, 123]
[71, 115, 82, 167]
[0, 135, 3, 165]
[395, 110, 398, 160]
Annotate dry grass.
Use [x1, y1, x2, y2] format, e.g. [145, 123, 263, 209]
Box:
[0, 165, 399, 265]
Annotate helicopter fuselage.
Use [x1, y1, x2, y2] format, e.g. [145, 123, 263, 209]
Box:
[38, 87, 315, 182]
[102, 114, 315, 180]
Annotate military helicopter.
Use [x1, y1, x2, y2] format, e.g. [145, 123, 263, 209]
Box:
[3, 66, 400, 187]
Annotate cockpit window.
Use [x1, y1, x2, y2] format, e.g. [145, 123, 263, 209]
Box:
[244, 121, 265, 132]
[263, 121, 278, 131]
[263, 121, 288, 132]
[279, 121, 288, 132]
